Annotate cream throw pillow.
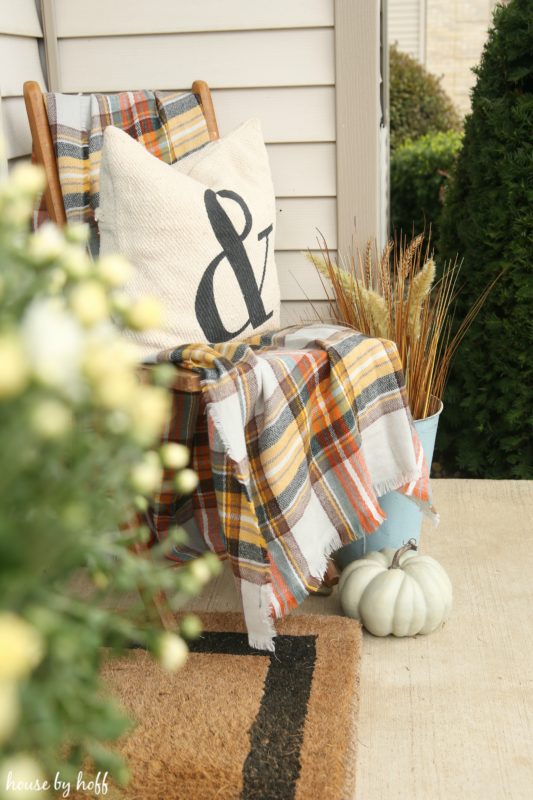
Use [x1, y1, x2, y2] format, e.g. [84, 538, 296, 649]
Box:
[98, 120, 280, 358]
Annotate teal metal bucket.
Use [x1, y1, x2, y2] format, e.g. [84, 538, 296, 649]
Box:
[334, 400, 443, 570]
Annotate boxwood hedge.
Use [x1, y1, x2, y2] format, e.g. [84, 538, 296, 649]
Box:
[389, 44, 462, 151]
[437, 0, 533, 478]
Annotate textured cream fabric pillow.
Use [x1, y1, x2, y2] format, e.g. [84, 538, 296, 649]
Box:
[98, 120, 280, 357]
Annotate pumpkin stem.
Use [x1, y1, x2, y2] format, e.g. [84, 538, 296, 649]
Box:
[390, 539, 418, 569]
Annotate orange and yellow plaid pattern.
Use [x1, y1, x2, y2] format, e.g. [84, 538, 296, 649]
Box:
[34, 89, 211, 255]
[149, 324, 437, 650]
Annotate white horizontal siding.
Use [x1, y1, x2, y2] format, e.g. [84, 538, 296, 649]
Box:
[388, 0, 423, 62]
[0, 0, 382, 318]
[268, 143, 336, 197]
[212, 87, 335, 143]
[2, 96, 32, 159]
[54, 0, 334, 36]
[50, 3, 338, 304]
[0, 3, 44, 170]
[280, 300, 332, 326]
[276, 252, 330, 301]
[0, 0, 42, 38]
[0, 33, 45, 97]
[276, 198, 336, 252]
[0, 0, 340, 304]
[58, 28, 335, 93]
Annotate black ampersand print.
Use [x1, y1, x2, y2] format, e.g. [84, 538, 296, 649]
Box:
[194, 189, 274, 343]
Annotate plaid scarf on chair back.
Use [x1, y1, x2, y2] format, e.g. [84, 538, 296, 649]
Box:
[34, 89, 211, 255]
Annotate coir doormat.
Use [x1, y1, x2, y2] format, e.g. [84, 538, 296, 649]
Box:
[93, 612, 361, 800]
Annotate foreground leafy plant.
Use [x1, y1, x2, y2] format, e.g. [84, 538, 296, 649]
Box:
[0, 162, 219, 788]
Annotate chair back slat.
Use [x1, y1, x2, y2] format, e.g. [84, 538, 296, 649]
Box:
[23, 80, 67, 225]
[192, 80, 219, 140]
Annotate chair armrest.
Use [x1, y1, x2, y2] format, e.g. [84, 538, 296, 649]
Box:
[138, 364, 202, 393]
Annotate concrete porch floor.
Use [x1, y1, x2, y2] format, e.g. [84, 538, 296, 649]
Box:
[183, 479, 533, 800]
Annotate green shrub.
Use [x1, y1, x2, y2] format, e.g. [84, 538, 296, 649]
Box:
[390, 130, 462, 241]
[437, 0, 533, 478]
[389, 44, 462, 151]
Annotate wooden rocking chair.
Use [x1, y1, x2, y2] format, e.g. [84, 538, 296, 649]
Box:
[23, 80, 337, 628]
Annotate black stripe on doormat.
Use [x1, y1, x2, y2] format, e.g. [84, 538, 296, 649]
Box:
[189, 631, 317, 800]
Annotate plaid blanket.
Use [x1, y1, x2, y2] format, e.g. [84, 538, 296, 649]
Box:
[34, 89, 210, 254]
[150, 324, 437, 650]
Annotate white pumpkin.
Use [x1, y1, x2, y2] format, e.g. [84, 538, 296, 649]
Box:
[339, 540, 452, 637]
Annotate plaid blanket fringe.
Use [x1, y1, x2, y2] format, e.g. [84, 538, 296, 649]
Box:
[150, 324, 437, 650]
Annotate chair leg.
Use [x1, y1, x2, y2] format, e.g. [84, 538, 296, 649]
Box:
[309, 559, 340, 596]
[323, 559, 340, 587]
[138, 586, 176, 631]
[131, 387, 202, 630]
[128, 530, 176, 630]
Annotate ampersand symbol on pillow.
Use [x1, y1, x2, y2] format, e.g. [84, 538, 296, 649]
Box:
[195, 189, 274, 342]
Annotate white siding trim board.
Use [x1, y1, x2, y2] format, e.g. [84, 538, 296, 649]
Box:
[334, 0, 382, 254]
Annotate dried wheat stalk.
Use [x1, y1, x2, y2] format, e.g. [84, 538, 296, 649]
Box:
[307, 234, 494, 420]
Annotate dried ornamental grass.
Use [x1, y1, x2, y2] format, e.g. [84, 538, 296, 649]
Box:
[308, 235, 494, 421]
